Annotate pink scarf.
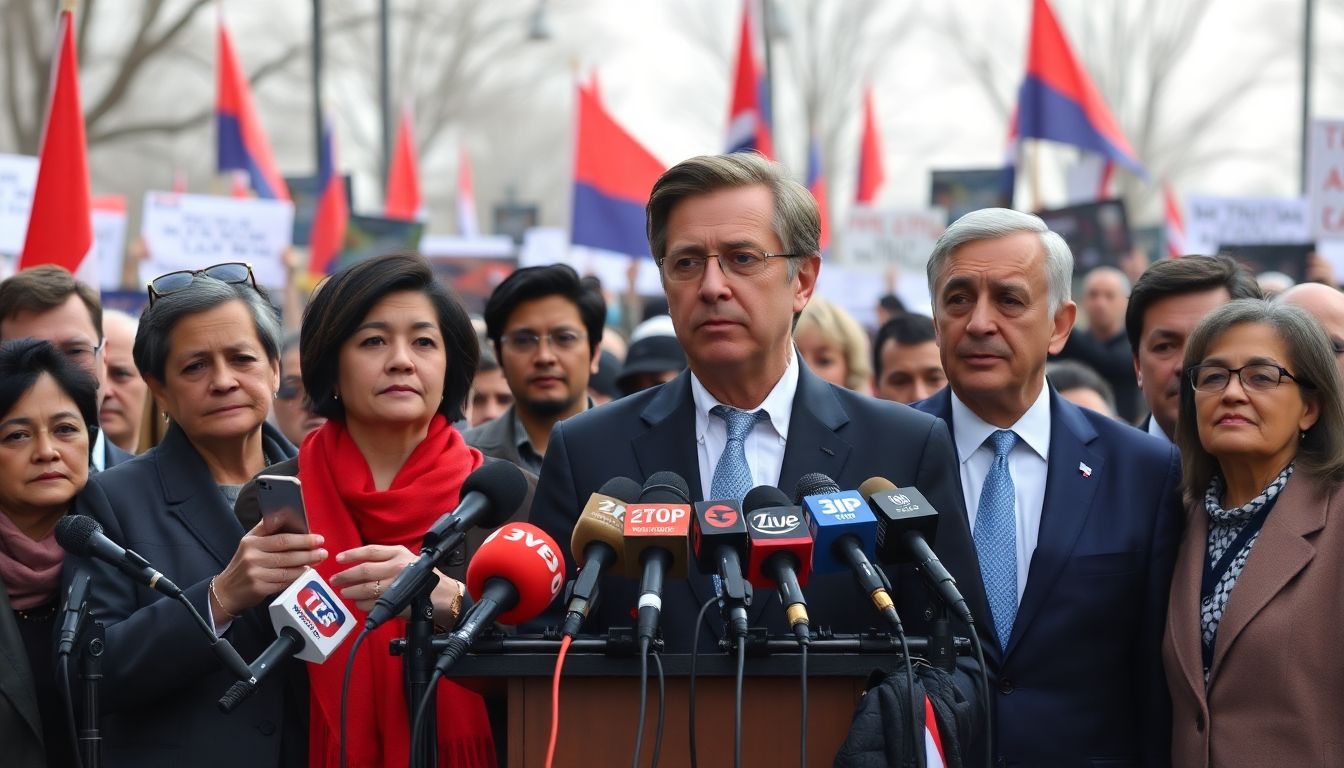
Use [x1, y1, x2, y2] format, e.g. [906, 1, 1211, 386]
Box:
[0, 512, 64, 610]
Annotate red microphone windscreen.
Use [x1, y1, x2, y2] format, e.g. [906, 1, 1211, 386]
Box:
[467, 523, 567, 625]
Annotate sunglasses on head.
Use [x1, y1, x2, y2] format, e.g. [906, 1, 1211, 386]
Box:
[147, 262, 257, 306]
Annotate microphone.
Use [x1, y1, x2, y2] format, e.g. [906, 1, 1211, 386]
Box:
[623, 472, 692, 648]
[794, 473, 901, 632]
[562, 476, 642, 638]
[861, 478, 974, 626]
[434, 523, 566, 673]
[690, 499, 750, 639]
[366, 462, 528, 630]
[57, 571, 91, 657]
[741, 485, 813, 643]
[218, 569, 357, 713]
[55, 514, 182, 598]
[54, 514, 252, 681]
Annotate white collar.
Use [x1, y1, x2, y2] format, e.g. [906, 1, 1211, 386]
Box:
[1147, 414, 1171, 443]
[950, 381, 1052, 463]
[91, 428, 107, 472]
[691, 349, 798, 442]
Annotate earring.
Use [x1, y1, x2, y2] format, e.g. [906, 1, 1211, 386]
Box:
[332, 392, 340, 401]
[163, 412, 170, 424]
[1301, 430, 1308, 439]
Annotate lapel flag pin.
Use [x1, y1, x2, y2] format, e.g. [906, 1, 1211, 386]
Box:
[1079, 462, 1092, 478]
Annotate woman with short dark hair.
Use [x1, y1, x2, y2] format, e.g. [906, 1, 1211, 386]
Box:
[0, 339, 98, 768]
[1165, 299, 1344, 765]
[235, 253, 496, 766]
[67, 263, 319, 768]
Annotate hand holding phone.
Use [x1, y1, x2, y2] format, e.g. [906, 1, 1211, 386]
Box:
[257, 475, 308, 535]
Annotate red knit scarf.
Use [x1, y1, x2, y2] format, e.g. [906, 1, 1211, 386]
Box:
[299, 415, 495, 768]
[0, 510, 63, 610]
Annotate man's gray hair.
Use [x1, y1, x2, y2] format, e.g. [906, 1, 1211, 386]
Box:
[133, 277, 282, 382]
[926, 207, 1074, 314]
[1083, 265, 1131, 296]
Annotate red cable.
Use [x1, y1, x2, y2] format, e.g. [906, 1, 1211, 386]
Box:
[545, 634, 572, 768]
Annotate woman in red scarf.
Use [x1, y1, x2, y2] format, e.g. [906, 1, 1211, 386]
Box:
[0, 339, 100, 768]
[238, 253, 495, 767]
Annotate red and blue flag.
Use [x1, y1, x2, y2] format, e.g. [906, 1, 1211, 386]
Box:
[217, 19, 289, 200]
[726, 1, 773, 158]
[571, 79, 664, 258]
[308, 116, 347, 278]
[806, 136, 830, 252]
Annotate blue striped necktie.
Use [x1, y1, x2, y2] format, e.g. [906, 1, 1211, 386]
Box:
[709, 405, 767, 503]
[975, 429, 1019, 651]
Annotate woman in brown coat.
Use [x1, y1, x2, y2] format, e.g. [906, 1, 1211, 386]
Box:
[1165, 299, 1344, 766]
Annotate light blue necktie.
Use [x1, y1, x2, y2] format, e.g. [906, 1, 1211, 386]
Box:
[709, 405, 768, 503]
[975, 429, 1019, 652]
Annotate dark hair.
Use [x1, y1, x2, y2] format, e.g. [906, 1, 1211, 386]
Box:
[872, 314, 936, 379]
[134, 275, 282, 382]
[1176, 299, 1344, 502]
[483, 264, 605, 360]
[878, 294, 906, 316]
[1125, 255, 1261, 355]
[0, 339, 100, 434]
[302, 253, 478, 423]
[477, 341, 500, 373]
[0, 265, 103, 340]
[1046, 359, 1116, 414]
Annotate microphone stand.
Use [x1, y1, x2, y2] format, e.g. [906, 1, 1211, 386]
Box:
[928, 598, 955, 672]
[76, 621, 104, 768]
[401, 585, 438, 768]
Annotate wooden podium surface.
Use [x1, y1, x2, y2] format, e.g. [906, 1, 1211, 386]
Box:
[450, 649, 912, 767]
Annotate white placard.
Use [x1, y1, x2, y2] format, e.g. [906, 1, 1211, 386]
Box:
[1184, 196, 1312, 255]
[139, 191, 295, 287]
[1309, 119, 1344, 239]
[0, 154, 38, 255]
[839, 207, 947, 273]
[91, 196, 128, 290]
[419, 234, 515, 258]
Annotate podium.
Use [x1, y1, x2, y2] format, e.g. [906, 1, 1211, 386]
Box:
[445, 636, 944, 767]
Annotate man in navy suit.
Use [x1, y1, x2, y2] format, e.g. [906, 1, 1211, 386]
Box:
[916, 208, 1182, 767]
[529, 153, 982, 657]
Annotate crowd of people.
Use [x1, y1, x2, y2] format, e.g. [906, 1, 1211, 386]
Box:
[1, 150, 1343, 766]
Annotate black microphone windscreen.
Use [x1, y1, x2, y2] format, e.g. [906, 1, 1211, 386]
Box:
[461, 461, 529, 527]
[598, 476, 642, 502]
[640, 471, 690, 503]
[792, 472, 840, 504]
[55, 515, 102, 556]
[743, 484, 791, 513]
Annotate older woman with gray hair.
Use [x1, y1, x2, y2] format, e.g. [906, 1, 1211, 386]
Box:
[65, 263, 322, 768]
[1164, 298, 1344, 766]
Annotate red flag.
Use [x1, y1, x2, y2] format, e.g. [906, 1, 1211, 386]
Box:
[1164, 182, 1185, 259]
[308, 117, 347, 277]
[217, 17, 289, 200]
[726, 1, 773, 158]
[385, 104, 423, 221]
[855, 88, 884, 204]
[20, 9, 91, 273]
[806, 137, 830, 252]
[457, 144, 479, 237]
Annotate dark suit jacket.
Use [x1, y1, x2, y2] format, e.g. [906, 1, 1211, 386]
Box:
[1165, 473, 1344, 767]
[104, 439, 133, 470]
[0, 575, 46, 768]
[529, 362, 984, 654]
[64, 422, 302, 768]
[462, 405, 530, 470]
[916, 387, 1182, 767]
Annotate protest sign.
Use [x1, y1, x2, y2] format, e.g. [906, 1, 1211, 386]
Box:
[1183, 196, 1311, 256]
[839, 207, 946, 273]
[0, 154, 38, 255]
[140, 192, 295, 287]
[1036, 199, 1132, 273]
[1309, 119, 1344, 239]
[91, 195, 128, 290]
[930, 168, 1013, 221]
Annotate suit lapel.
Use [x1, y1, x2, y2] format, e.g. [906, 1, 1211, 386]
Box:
[1167, 502, 1209, 707]
[1209, 474, 1328, 678]
[157, 424, 247, 567]
[1006, 392, 1102, 659]
[0, 578, 43, 745]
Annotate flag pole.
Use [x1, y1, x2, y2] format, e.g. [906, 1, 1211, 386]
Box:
[1028, 140, 1042, 212]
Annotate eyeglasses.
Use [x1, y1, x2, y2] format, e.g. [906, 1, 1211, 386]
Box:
[147, 262, 257, 306]
[657, 248, 800, 282]
[499, 329, 587, 355]
[276, 376, 303, 401]
[1188, 363, 1303, 393]
[58, 341, 103, 370]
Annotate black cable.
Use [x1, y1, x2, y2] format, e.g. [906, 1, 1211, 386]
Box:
[408, 668, 444, 768]
[59, 654, 83, 768]
[733, 638, 745, 768]
[339, 629, 369, 768]
[631, 636, 650, 768]
[687, 595, 717, 768]
[967, 624, 992, 768]
[895, 628, 920, 767]
[650, 651, 665, 768]
[799, 641, 808, 768]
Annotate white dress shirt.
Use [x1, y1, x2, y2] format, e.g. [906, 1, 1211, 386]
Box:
[91, 428, 107, 472]
[690, 351, 799, 501]
[1146, 415, 1171, 443]
[952, 384, 1052, 603]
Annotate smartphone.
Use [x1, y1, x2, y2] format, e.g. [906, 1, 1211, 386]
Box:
[257, 475, 308, 535]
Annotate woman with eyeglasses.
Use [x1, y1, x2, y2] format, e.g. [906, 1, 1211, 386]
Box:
[66, 263, 319, 768]
[231, 253, 498, 767]
[1164, 299, 1344, 766]
[0, 340, 98, 768]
